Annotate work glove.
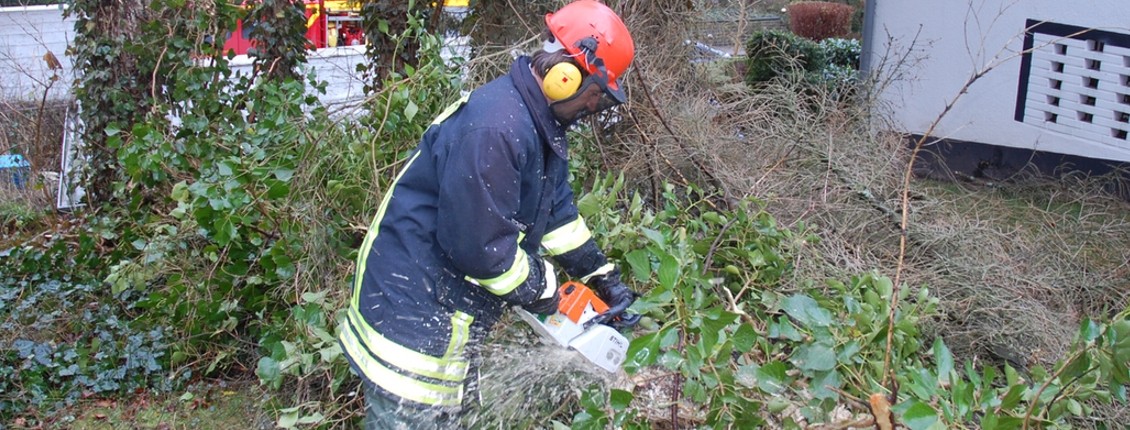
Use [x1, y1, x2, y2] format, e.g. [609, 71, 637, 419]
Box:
[587, 267, 641, 329]
[522, 259, 560, 315]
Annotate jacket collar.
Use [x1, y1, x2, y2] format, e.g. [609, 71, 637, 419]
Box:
[510, 56, 569, 160]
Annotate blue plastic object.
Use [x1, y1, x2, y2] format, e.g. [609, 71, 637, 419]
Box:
[0, 154, 31, 189]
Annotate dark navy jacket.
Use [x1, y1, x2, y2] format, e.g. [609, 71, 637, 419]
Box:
[338, 57, 610, 408]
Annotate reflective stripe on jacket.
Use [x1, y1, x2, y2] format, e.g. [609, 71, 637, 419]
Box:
[338, 57, 610, 408]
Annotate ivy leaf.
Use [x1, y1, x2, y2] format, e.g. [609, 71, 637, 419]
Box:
[933, 337, 954, 387]
[1059, 353, 1090, 380]
[809, 369, 841, 400]
[642, 228, 665, 247]
[277, 406, 300, 429]
[1111, 320, 1130, 364]
[273, 253, 296, 279]
[732, 322, 757, 352]
[781, 294, 832, 328]
[213, 216, 237, 246]
[217, 159, 234, 176]
[171, 181, 189, 202]
[999, 383, 1025, 411]
[899, 400, 939, 430]
[624, 249, 651, 283]
[683, 378, 707, 403]
[657, 253, 679, 290]
[257, 356, 282, 390]
[790, 342, 836, 372]
[266, 179, 290, 199]
[570, 411, 604, 430]
[624, 330, 663, 373]
[756, 360, 788, 394]
[273, 167, 294, 181]
[404, 101, 419, 121]
[609, 389, 633, 411]
[735, 363, 758, 389]
[298, 412, 325, 425]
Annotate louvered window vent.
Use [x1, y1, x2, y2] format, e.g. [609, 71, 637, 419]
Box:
[1016, 20, 1130, 147]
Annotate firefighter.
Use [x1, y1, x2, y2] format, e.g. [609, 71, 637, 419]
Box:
[337, 1, 639, 428]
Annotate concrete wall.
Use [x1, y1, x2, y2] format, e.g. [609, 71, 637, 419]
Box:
[865, 0, 1130, 163]
[0, 4, 73, 101]
[228, 46, 369, 112]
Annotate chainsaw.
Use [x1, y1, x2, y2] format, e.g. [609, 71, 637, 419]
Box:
[515, 280, 637, 373]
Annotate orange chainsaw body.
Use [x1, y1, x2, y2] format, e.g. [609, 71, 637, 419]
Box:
[556, 281, 609, 323]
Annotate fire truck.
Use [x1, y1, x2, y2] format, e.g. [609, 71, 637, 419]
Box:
[223, 0, 364, 56]
[221, 0, 469, 56]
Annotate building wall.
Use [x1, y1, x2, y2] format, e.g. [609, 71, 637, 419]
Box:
[866, 0, 1130, 163]
[0, 5, 73, 101]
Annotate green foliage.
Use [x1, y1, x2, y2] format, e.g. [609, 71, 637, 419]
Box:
[744, 31, 862, 102]
[574, 174, 812, 426]
[18, 0, 1128, 427]
[818, 38, 861, 95]
[361, 0, 432, 91]
[247, 0, 310, 81]
[0, 243, 177, 423]
[10, 0, 463, 423]
[569, 174, 1129, 428]
[65, 0, 153, 203]
[819, 37, 861, 69]
[0, 200, 48, 237]
[744, 30, 825, 87]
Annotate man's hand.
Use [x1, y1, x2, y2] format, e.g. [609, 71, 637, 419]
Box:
[523, 293, 560, 315]
[522, 259, 560, 315]
[589, 268, 640, 328]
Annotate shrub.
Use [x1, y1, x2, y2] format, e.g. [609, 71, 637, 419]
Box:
[788, 1, 854, 41]
[744, 30, 825, 87]
[817, 38, 862, 96]
[818, 37, 861, 69]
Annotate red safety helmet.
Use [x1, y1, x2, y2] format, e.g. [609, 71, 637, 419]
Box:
[545, 0, 635, 104]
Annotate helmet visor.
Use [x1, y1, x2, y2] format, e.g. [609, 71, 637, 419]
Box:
[577, 74, 625, 115]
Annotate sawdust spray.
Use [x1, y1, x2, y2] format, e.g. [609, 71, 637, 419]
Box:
[462, 336, 629, 429]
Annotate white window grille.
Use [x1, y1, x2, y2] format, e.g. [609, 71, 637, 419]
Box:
[1016, 20, 1130, 148]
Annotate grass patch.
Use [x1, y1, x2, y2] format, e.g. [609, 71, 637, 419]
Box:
[35, 381, 274, 430]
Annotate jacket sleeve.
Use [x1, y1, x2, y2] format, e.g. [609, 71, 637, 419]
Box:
[540, 171, 614, 282]
[435, 127, 547, 306]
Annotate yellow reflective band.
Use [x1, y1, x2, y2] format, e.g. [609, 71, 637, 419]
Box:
[352, 151, 424, 309]
[444, 312, 473, 358]
[541, 216, 593, 256]
[467, 246, 530, 296]
[580, 263, 616, 283]
[432, 95, 470, 125]
[345, 308, 468, 382]
[339, 320, 463, 407]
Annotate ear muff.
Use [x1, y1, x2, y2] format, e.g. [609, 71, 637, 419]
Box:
[543, 62, 583, 101]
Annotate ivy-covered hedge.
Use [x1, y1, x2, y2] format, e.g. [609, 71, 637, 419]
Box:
[744, 31, 861, 95]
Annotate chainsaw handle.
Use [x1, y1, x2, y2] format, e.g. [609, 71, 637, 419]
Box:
[609, 312, 641, 330]
[588, 300, 640, 330]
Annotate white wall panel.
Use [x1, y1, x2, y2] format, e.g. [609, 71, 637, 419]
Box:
[867, 0, 1130, 162]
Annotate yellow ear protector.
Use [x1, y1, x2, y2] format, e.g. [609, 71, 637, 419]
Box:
[543, 62, 583, 101]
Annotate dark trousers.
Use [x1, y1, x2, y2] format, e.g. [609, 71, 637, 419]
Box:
[362, 382, 464, 430]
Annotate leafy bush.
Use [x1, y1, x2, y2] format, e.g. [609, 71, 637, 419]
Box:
[744, 30, 826, 87]
[1, 240, 179, 424]
[787, 1, 855, 41]
[819, 37, 861, 69]
[742, 31, 863, 103]
[818, 37, 862, 95]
